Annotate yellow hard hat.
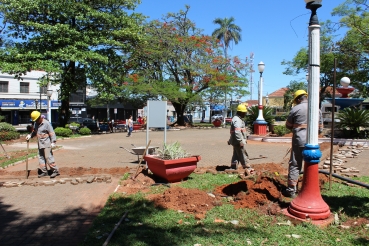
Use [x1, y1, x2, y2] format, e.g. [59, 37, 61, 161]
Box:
[31, 111, 41, 121]
[237, 104, 247, 112]
[293, 90, 308, 103]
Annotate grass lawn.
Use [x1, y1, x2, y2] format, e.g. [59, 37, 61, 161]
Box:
[81, 173, 369, 246]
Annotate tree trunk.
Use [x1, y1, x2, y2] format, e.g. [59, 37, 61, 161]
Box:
[172, 101, 187, 126]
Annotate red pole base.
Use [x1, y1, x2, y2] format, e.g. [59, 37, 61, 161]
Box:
[253, 123, 267, 135]
[288, 161, 331, 220]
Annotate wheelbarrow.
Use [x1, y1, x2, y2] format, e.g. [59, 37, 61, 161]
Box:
[121, 145, 159, 162]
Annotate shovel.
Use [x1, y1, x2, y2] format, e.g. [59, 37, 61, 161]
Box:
[0, 141, 10, 159]
[26, 140, 29, 179]
[131, 140, 151, 181]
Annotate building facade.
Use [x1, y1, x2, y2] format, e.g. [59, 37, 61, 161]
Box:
[0, 70, 61, 125]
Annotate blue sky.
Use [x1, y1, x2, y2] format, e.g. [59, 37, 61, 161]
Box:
[134, 0, 345, 100]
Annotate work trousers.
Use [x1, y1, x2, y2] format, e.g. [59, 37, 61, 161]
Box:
[38, 147, 58, 170]
[231, 145, 249, 168]
[287, 145, 304, 186]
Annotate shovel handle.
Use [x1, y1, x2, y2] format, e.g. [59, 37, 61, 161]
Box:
[26, 140, 29, 179]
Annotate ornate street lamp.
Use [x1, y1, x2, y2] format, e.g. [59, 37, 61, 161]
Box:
[284, 0, 332, 224]
[253, 61, 267, 135]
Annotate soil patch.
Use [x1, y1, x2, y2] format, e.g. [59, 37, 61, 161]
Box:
[147, 186, 220, 217]
[0, 166, 131, 179]
[118, 163, 335, 217]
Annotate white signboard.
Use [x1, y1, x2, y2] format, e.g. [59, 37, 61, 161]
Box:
[146, 100, 167, 144]
[147, 101, 167, 127]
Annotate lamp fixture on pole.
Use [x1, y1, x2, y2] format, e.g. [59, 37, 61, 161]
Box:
[284, 0, 332, 224]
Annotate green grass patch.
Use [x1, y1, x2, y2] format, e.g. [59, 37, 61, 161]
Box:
[81, 174, 369, 246]
[0, 149, 39, 168]
[178, 172, 240, 192]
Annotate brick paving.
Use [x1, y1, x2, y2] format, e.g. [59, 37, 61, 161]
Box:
[0, 128, 368, 245]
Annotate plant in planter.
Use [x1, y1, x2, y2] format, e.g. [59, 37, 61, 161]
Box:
[144, 141, 201, 182]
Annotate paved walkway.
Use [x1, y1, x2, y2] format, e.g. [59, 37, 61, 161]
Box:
[0, 128, 368, 245]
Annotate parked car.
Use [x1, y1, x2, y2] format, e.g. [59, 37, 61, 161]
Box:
[211, 114, 224, 122]
[81, 118, 99, 132]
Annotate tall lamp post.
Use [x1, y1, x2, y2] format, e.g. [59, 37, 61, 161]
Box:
[253, 61, 267, 135]
[284, 0, 332, 224]
[47, 89, 53, 121]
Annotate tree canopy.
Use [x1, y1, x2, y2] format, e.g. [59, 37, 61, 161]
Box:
[127, 6, 249, 125]
[0, 0, 145, 126]
[282, 0, 369, 104]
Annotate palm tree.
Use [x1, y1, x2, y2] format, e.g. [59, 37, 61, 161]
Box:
[212, 17, 242, 59]
[212, 17, 242, 121]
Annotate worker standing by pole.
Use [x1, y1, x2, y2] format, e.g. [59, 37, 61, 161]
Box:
[26, 111, 60, 178]
[283, 90, 323, 197]
[227, 103, 254, 175]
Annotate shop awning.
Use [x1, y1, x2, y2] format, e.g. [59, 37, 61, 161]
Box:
[0, 99, 61, 110]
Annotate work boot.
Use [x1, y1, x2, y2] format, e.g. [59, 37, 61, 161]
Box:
[282, 186, 297, 198]
[38, 168, 48, 178]
[50, 169, 60, 178]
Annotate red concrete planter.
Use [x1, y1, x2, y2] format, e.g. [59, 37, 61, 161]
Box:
[133, 124, 142, 130]
[144, 155, 201, 182]
[212, 119, 222, 127]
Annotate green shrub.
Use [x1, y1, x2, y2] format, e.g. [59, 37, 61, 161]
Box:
[54, 127, 73, 137]
[79, 127, 91, 135]
[157, 141, 191, 160]
[245, 105, 275, 134]
[273, 125, 291, 136]
[336, 107, 369, 137]
[0, 122, 20, 141]
[65, 122, 80, 128]
[0, 122, 17, 132]
[0, 131, 20, 141]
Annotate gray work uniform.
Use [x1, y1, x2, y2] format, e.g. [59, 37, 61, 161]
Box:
[31, 119, 56, 165]
[285, 101, 323, 186]
[228, 114, 249, 168]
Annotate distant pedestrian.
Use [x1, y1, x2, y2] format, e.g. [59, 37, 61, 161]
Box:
[126, 115, 133, 137]
[25, 111, 59, 178]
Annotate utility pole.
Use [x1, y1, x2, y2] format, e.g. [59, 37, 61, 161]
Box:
[249, 52, 254, 100]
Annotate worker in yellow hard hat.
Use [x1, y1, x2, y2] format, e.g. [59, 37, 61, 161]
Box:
[26, 110, 60, 178]
[283, 90, 323, 198]
[227, 103, 254, 175]
[293, 90, 308, 105]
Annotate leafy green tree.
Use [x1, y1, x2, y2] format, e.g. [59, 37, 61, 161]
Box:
[331, 0, 369, 97]
[128, 6, 248, 125]
[336, 107, 369, 137]
[212, 17, 243, 119]
[281, 24, 340, 107]
[212, 17, 242, 58]
[0, 0, 144, 126]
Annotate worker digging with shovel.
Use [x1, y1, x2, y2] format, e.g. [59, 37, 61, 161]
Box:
[227, 103, 255, 176]
[26, 111, 60, 178]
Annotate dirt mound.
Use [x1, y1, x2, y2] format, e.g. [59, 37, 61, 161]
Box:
[118, 171, 157, 195]
[147, 186, 220, 217]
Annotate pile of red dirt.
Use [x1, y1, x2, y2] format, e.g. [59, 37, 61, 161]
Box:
[117, 162, 333, 217]
[147, 186, 221, 218]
